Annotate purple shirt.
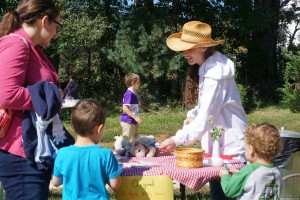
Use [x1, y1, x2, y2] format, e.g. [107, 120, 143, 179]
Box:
[120, 89, 139, 125]
[0, 28, 59, 158]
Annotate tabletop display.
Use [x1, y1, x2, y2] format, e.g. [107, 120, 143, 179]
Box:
[119, 154, 244, 191]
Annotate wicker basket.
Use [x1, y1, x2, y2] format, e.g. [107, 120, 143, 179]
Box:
[174, 148, 205, 168]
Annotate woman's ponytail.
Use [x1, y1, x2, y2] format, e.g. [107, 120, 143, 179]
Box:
[0, 11, 22, 37]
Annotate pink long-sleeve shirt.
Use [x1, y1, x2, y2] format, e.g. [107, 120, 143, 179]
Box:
[0, 28, 59, 158]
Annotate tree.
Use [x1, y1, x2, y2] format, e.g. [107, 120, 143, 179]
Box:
[55, 0, 116, 101]
[239, 0, 281, 103]
[279, 50, 300, 112]
[2, 0, 297, 109]
[0, 0, 18, 15]
[281, 0, 300, 52]
[107, 18, 186, 109]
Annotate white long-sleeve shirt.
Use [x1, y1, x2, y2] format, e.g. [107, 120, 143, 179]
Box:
[173, 51, 247, 161]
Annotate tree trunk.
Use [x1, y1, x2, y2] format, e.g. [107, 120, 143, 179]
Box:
[144, 0, 153, 34]
[247, 0, 280, 100]
[171, 71, 178, 99]
[288, 20, 300, 52]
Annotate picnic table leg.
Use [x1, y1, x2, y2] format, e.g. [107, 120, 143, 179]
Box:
[180, 183, 186, 200]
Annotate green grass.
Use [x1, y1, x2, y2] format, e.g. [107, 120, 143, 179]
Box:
[62, 106, 300, 143]
[102, 105, 300, 143]
[104, 107, 186, 142]
[49, 106, 300, 200]
[246, 106, 300, 132]
[62, 106, 187, 143]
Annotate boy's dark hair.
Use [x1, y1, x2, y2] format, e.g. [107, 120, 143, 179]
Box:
[124, 73, 140, 88]
[71, 98, 106, 137]
[244, 122, 282, 160]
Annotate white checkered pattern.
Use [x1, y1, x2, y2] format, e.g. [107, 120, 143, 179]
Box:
[120, 155, 244, 191]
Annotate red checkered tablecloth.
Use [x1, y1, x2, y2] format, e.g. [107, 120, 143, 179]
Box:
[120, 155, 244, 191]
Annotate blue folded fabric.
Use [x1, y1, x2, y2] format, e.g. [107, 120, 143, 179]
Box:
[22, 81, 75, 170]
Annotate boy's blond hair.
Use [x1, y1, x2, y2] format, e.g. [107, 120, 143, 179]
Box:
[124, 73, 140, 88]
[244, 122, 282, 160]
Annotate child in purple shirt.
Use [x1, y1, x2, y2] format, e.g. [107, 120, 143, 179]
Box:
[120, 73, 142, 141]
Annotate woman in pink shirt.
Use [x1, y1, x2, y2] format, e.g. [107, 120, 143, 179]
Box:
[0, 0, 64, 199]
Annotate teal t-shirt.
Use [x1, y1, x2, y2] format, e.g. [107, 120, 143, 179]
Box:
[53, 145, 122, 200]
[221, 163, 282, 200]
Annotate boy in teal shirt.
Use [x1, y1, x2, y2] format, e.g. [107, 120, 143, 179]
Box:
[219, 122, 282, 200]
[51, 99, 122, 200]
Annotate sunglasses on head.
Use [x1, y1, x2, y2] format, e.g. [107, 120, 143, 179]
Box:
[53, 20, 63, 33]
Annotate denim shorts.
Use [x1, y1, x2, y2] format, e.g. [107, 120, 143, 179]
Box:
[0, 149, 52, 200]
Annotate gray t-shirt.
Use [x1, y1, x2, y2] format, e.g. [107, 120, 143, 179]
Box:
[221, 163, 282, 200]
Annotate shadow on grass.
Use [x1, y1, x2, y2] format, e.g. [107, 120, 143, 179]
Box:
[49, 185, 212, 200]
[174, 193, 211, 200]
[173, 186, 212, 200]
[48, 189, 63, 200]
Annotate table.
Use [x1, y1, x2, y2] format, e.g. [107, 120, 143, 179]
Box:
[119, 154, 244, 200]
[61, 99, 80, 108]
[60, 99, 80, 121]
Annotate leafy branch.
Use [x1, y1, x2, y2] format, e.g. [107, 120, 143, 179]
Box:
[208, 115, 225, 141]
[210, 126, 224, 140]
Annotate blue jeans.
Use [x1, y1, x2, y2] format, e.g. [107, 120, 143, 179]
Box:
[0, 149, 52, 200]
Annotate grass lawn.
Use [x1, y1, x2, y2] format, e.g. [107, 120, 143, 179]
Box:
[49, 106, 300, 199]
[62, 105, 300, 144]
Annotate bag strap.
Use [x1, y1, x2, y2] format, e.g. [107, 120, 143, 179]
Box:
[0, 34, 30, 111]
[0, 33, 30, 63]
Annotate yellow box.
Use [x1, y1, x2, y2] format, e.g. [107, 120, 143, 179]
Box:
[116, 175, 174, 200]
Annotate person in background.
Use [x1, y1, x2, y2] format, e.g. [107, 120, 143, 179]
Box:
[120, 73, 142, 141]
[159, 21, 248, 200]
[64, 75, 79, 99]
[51, 99, 122, 200]
[219, 122, 282, 199]
[0, 0, 64, 199]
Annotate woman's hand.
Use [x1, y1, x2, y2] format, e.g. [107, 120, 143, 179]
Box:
[159, 138, 177, 153]
[183, 117, 194, 125]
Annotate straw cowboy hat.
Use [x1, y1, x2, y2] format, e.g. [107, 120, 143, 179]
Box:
[166, 21, 224, 51]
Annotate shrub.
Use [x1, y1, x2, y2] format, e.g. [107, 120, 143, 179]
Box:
[279, 51, 300, 113]
[238, 84, 257, 113]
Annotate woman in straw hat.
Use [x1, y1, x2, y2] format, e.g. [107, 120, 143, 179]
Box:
[159, 21, 247, 200]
